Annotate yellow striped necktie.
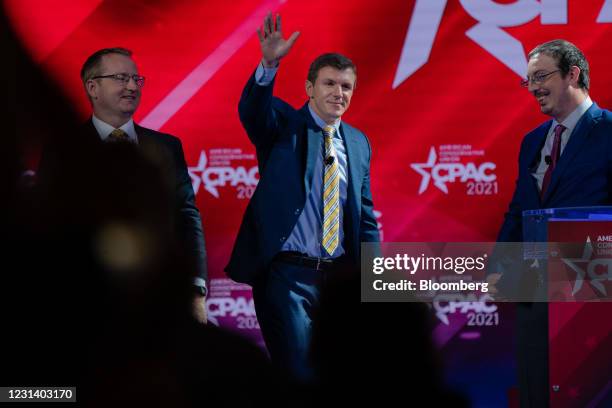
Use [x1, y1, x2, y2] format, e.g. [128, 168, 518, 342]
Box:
[107, 128, 129, 142]
[322, 125, 340, 256]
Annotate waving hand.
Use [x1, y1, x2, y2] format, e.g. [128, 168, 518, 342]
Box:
[257, 12, 300, 67]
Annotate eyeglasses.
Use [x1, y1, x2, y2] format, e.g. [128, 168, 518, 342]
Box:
[90, 73, 146, 87]
[520, 70, 560, 87]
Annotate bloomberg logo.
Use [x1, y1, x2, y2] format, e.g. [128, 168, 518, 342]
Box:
[393, 0, 612, 88]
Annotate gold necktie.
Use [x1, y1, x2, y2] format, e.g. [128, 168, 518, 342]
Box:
[322, 125, 339, 256]
[107, 128, 129, 142]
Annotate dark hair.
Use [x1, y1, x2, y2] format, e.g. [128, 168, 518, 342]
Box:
[80, 47, 133, 85]
[307, 53, 356, 84]
[528, 39, 589, 90]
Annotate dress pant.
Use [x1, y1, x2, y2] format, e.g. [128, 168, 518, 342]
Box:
[516, 301, 550, 408]
[252, 257, 326, 383]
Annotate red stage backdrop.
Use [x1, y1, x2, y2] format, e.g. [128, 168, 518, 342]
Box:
[6, 1, 612, 405]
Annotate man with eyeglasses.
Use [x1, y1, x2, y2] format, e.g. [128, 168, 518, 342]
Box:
[492, 39, 612, 407]
[79, 47, 208, 323]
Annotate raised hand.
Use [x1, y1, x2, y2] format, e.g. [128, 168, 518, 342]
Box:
[257, 12, 300, 67]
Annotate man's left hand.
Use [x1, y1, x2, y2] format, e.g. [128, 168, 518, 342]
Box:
[193, 295, 208, 324]
[486, 273, 501, 295]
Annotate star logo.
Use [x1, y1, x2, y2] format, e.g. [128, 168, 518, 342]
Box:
[411, 147, 447, 194]
[561, 237, 593, 295]
[561, 237, 610, 296]
[188, 151, 219, 198]
[187, 149, 260, 199]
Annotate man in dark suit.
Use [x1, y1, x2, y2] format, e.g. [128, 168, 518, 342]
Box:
[225, 13, 380, 381]
[79, 47, 208, 323]
[493, 39, 612, 407]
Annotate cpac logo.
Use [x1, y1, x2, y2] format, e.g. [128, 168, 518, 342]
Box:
[188, 151, 259, 198]
[206, 296, 256, 326]
[562, 237, 612, 296]
[433, 293, 497, 325]
[393, 0, 612, 88]
[411, 147, 496, 194]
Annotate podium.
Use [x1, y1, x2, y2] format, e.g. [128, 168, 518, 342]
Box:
[522, 207, 612, 408]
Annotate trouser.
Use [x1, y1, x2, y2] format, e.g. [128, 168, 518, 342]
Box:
[516, 302, 550, 408]
[252, 254, 344, 383]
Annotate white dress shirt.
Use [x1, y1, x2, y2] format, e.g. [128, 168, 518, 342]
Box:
[532, 96, 593, 190]
[92, 114, 139, 144]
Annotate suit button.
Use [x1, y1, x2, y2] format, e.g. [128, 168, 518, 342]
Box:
[280, 237, 286, 242]
[294, 208, 300, 215]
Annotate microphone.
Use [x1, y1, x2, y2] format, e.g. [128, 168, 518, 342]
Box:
[325, 156, 335, 165]
[545, 155, 552, 165]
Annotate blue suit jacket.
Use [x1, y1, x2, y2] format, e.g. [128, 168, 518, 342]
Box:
[38, 120, 208, 281]
[497, 103, 612, 242]
[495, 103, 612, 407]
[225, 72, 380, 285]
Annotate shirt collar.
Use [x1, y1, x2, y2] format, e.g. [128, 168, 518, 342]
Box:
[308, 105, 341, 137]
[92, 114, 138, 143]
[552, 95, 593, 133]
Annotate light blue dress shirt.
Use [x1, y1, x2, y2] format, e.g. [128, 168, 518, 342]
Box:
[255, 63, 348, 258]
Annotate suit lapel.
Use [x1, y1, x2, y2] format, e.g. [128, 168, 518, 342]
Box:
[543, 103, 601, 203]
[134, 124, 171, 172]
[303, 127, 321, 192]
[525, 122, 551, 202]
[300, 104, 323, 193]
[134, 123, 149, 147]
[82, 118, 105, 146]
[341, 123, 360, 205]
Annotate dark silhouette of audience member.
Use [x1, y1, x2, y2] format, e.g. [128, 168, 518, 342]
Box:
[2, 7, 286, 406]
[309, 270, 469, 406]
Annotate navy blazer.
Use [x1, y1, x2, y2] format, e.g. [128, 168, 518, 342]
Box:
[497, 103, 612, 242]
[225, 71, 380, 285]
[494, 103, 612, 408]
[38, 120, 208, 281]
[132, 123, 208, 282]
